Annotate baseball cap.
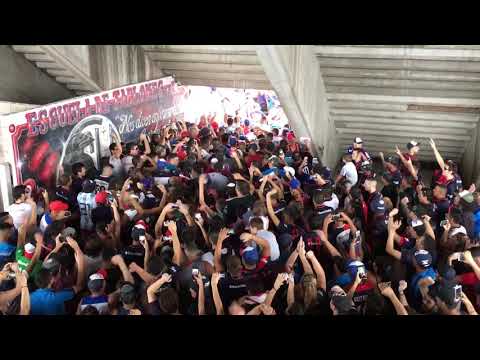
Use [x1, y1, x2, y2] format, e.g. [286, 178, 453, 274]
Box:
[414, 250, 432, 268]
[354, 137, 363, 145]
[24, 243, 35, 259]
[287, 132, 295, 142]
[384, 155, 400, 167]
[49, 200, 69, 213]
[407, 140, 420, 150]
[88, 272, 106, 293]
[289, 178, 301, 190]
[459, 190, 474, 204]
[314, 166, 332, 180]
[82, 180, 96, 193]
[240, 246, 259, 266]
[283, 166, 295, 178]
[436, 280, 461, 308]
[95, 191, 108, 205]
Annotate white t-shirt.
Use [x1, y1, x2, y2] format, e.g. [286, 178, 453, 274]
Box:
[6, 202, 32, 229]
[340, 161, 358, 187]
[323, 193, 339, 211]
[257, 230, 280, 261]
[121, 156, 134, 175]
[109, 156, 123, 178]
[77, 192, 97, 231]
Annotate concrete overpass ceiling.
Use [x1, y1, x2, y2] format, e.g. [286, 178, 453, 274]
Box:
[141, 45, 273, 90]
[316, 45, 480, 160]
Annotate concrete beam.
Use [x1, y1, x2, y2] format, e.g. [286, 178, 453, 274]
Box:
[337, 134, 467, 147]
[147, 52, 260, 65]
[336, 128, 471, 141]
[327, 93, 480, 106]
[34, 61, 63, 70]
[334, 118, 475, 130]
[324, 76, 480, 91]
[322, 67, 480, 82]
[176, 77, 272, 90]
[327, 86, 480, 99]
[318, 57, 480, 72]
[330, 109, 479, 122]
[168, 70, 268, 82]
[160, 61, 265, 74]
[338, 123, 471, 136]
[338, 142, 465, 155]
[142, 45, 257, 54]
[329, 101, 408, 112]
[24, 53, 53, 63]
[315, 46, 480, 61]
[46, 69, 73, 77]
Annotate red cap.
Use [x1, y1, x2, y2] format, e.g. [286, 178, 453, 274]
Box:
[95, 191, 108, 204]
[287, 132, 295, 142]
[135, 219, 148, 230]
[49, 200, 69, 213]
[180, 130, 190, 139]
[24, 178, 37, 192]
[177, 148, 188, 161]
[97, 268, 108, 280]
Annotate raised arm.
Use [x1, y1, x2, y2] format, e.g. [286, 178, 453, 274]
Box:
[386, 209, 402, 261]
[265, 273, 288, 307]
[462, 250, 480, 281]
[297, 239, 313, 275]
[285, 248, 299, 273]
[18, 270, 30, 315]
[193, 271, 205, 315]
[66, 237, 85, 294]
[0, 264, 22, 310]
[378, 282, 408, 315]
[429, 138, 446, 171]
[461, 291, 478, 315]
[25, 197, 37, 229]
[111, 199, 122, 249]
[287, 273, 295, 308]
[214, 228, 229, 272]
[166, 221, 186, 267]
[147, 273, 172, 303]
[266, 189, 281, 227]
[110, 254, 135, 285]
[26, 232, 44, 274]
[306, 251, 327, 291]
[211, 272, 224, 315]
[140, 133, 151, 156]
[155, 203, 173, 237]
[129, 262, 156, 285]
[421, 215, 436, 241]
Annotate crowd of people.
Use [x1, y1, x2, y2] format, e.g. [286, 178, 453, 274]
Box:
[1, 112, 480, 316]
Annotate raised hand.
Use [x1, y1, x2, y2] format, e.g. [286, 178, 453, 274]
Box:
[398, 280, 408, 293]
[166, 220, 177, 234]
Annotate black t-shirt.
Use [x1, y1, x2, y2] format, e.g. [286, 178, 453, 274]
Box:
[54, 186, 78, 211]
[219, 273, 248, 307]
[71, 177, 84, 196]
[223, 194, 255, 225]
[121, 244, 145, 267]
[91, 205, 114, 225]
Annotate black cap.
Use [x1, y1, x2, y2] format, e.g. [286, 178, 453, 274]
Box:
[82, 180, 96, 193]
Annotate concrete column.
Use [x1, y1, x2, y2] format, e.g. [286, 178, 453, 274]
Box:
[89, 45, 164, 90]
[461, 120, 480, 187]
[256, 45, 339, 167]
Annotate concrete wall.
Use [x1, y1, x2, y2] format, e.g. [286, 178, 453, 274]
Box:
[256, 45, 339, 168]
[52, 45, 91, 77]
[0, 45, 73, 104]
[461, 121, 480, 187]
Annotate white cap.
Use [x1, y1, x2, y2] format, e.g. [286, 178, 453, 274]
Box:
[89, 273, 105, 281]
[283, 166, 295, 177]
[210, 157, 219, 164]
[354, 137, 363, 144]
[24, 243, 35, 254]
